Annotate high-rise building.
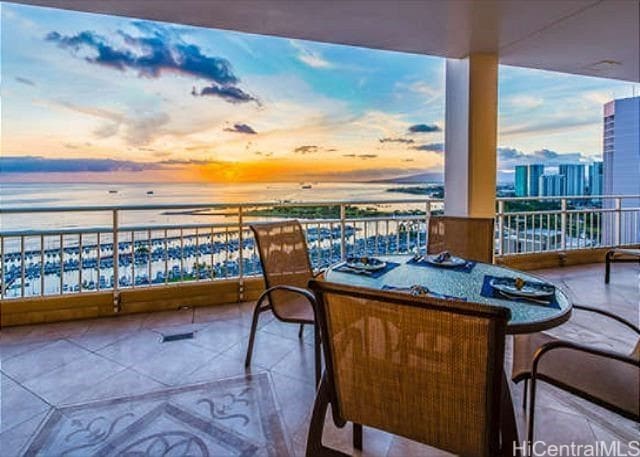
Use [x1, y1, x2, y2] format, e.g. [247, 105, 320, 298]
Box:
[539, 174, 565, 197]
[559, 164, 586, 196]
[515, 165, 528, 197]
[602, 96, 640, 244]
[589, 161, 603, 196]
[528, 164, 544, 197]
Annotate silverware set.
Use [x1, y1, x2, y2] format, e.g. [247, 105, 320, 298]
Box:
[497, 289, 552, 305]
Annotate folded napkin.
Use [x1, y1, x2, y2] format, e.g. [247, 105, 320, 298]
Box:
[407, 256, 476, 273]
[382, 284, 467, 301]
[333, 261, 400, 279]
[480, 275, 560, 309]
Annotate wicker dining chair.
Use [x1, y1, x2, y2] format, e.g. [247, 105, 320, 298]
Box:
[305, 280, 512, 457]
[427, 216, 495, 263]
[512, 305, 640, 445]
[246, 221, 321, 384]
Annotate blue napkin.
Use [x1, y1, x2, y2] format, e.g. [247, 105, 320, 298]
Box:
[407, 256, 476, 273]
[382, 285, 467, 301]
[333, 261, 400, 279]
[480, 275, 560, 309]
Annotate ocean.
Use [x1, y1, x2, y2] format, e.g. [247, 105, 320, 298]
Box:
[0, 181, 431, 231]
[0, 182, 432, 297]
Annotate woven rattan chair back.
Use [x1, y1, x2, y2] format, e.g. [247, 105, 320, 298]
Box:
[428, 216, 495, 263]
[309, 280, 510, 457]
[251, 221, 314, 316]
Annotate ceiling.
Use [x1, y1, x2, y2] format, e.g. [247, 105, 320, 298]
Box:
[9, 0, 640, 82]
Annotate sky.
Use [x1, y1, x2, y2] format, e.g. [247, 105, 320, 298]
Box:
[1, 2, 638, 184]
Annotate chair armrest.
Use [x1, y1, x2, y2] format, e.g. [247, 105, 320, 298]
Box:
[574, 304, 640, 334]
[313, 269, 326, 278]
[263, 284, 317, 306]
[531, 340, 640, 379]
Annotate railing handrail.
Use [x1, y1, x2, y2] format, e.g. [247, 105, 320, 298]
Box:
[0, 197, 442, 214]
[2, 194, 639, 214]
[496, 194, 640, 201]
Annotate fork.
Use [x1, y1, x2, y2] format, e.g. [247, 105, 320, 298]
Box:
[497, 289, 551, 305]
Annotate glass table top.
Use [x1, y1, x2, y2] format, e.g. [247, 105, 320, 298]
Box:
[325, 255, 572, 334]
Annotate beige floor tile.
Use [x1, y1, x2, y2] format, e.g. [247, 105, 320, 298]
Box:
[0, 340, 91, 383]
[22, 352, 125, 405]
[0, 374, 50, 434]
[131, 340, 219, 385]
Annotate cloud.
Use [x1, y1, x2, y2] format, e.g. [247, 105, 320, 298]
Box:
[51, 100, 169, 146]
[224, 123, 257, 134]
[497, 146, 591, 171]
[192, 85, 258, 104]
[509, 95, 544, 109]
[408, 123, 441, 133]
[293, 145, 320, 154]
[45, 25, 257, 104]
[500, 118, 596, 137]
[412, 142, 444, 153]
[159, 158, 220, 165]
[15, 76, 35, 86]
[379, 137, 414, 144]
[290, 40, 331, 68]
[254, 151, 273, 157]
[343, 154, 378, 160]
[0, 156, 161, 173]
[94, 123, 120, 139]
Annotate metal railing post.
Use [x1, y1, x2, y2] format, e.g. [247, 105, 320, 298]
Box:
[238, 206, 244, 301]
[560, 199, 567, 251]
[112, 209, 120, 312]
[614, 197, 622, 246]
[497, 200, 504, 256]
[425, 200, 431, 251]
[340, 204, 347, 261]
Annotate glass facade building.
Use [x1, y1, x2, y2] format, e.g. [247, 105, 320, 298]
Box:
[539, 174, 565, 196]
[515, 165, 528, 197]
[528, 164, 544, 197]
[602, 96, 640, 244]
[559, 164, 586, 196]
[589, 161, 603, 196]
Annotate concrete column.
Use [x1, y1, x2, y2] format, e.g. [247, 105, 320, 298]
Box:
[444, 54, 498, 218]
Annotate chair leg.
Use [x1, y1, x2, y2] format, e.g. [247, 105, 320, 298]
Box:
[314, 323, 322, 386]
[522, 379, 528, 410]
[306, 375, 349, 457]
[299, 323, 305, 338]
[605, 252, 612, 284]
[245, 302, 264, 368]
[526, 376, 538, 453]
[353, 423, 363, 450]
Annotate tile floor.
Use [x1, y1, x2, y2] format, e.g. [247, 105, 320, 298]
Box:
[1, 262, 638, 456]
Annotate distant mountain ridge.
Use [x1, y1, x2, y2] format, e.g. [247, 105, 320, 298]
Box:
[368, 172, 444, 184]
[370, 170, 514, 184]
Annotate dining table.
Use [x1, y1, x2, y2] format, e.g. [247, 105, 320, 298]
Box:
[324, 254, 574, 454]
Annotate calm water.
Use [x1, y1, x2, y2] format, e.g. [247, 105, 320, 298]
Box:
[0, 182, 431, 231]
[1, 182, 432, 297]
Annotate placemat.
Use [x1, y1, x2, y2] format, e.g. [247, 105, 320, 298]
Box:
[382, 285, 467, 301]
[333, 261, 400, 278]
[407, 257, 476, 273]
[480, 275, 560, 309]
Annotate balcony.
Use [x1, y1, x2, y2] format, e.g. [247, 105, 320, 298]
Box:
[1, 260, 638, 455]
[2, 196, 639, 314]
[2, 0, 639, 455]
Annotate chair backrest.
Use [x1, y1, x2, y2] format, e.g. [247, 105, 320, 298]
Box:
[428, 216, 495, 263]
[250, 221, 314, 311]
[309, 280, 510, 457]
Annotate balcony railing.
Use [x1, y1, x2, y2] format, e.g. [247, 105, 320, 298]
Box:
[1, 195, 638, 300]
